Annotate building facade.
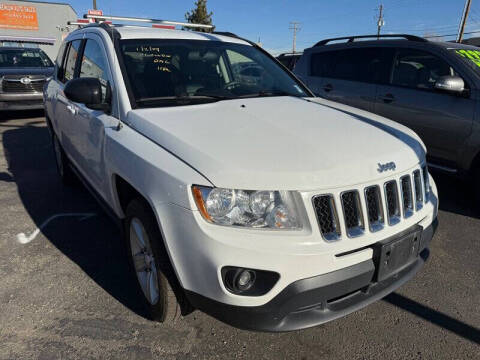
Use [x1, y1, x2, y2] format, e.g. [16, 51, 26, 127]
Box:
[0, 1, 77, 60]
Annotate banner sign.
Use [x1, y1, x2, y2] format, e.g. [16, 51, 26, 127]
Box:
[88, 9, 103, 16]
[0, 3, 38, 30]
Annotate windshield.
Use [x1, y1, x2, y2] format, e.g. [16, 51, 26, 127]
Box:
[450, 48, 480, 75]
[120, 39, 309, 107]
[0, 48, 53, 68]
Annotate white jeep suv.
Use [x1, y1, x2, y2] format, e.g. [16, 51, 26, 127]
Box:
[44, 21, 438, 331]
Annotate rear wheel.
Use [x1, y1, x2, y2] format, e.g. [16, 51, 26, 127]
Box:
[125, 198, 182, 322]
[52, 133, 76, 186]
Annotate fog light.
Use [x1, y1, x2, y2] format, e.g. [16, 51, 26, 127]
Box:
[222, 266, 279, 296]
[235, 270, 255, 291]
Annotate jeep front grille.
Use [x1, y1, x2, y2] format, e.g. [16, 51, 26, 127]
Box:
[400, 175, 414, 218]
[341, 191, 364, 237]
[313, 167, 428, 241]
[365, 185, 384, 232]
[312, 195, 340, 241]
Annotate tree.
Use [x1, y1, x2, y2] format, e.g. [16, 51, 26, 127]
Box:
[185, 0, 215, 32]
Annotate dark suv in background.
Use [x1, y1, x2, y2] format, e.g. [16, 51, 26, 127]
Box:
[0, 47, 54, 111]
[294, 34, 480, 189]
[276, 52, 302, 70]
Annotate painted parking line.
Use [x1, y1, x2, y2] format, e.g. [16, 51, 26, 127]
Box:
[16, 212, 97, 244]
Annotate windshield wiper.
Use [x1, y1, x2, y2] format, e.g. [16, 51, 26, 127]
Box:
[237, 90, 298, 99]
[136, 95, 232, 105]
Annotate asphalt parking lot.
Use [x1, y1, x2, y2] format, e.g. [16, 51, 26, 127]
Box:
[0, 111, 479, 360]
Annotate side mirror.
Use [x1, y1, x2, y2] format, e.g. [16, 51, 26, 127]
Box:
[434, 75, 465, 94]
[64, 77, 111, 112]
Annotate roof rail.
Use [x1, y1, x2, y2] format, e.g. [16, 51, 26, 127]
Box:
[84, 14, 213, 30]
[313, 34, 427, 47]
[278, 52, 303, 56]
[212, 31, 239, 38]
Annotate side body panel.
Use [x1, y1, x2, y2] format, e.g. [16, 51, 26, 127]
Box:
[373, 44, 476, 167]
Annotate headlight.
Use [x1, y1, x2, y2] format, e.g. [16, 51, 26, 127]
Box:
[192, 186, 301, 229]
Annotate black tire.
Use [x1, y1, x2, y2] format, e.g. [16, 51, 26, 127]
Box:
[52, 133, 77, 186]
[474, 167, 480, 207]
[125, 198, 183, 322]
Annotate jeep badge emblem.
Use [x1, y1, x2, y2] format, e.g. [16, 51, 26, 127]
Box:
[20, 77, 31, 85]
[377, 162, 396, 172]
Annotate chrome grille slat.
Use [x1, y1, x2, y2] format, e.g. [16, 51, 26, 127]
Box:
[341, 191, 364, 237]
[364, 185, 384, 232]
[313, 195, 340, 241]
[400, 175, 414, 218]
[2, 80, 44, 93]
[384, 180, 401, 226]
[413, 170, 423, 211]
[422, 165, 430, 200]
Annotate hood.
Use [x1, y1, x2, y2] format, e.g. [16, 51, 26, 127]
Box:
[0, 67, 54, 77]
[126, 96, 426, 190]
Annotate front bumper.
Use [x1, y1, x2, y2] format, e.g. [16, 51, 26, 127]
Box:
[0, 92, 43, 110]
[186, 219, 437, 331]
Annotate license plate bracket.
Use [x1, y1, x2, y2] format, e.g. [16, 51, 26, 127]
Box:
[374, 230, 421, 282]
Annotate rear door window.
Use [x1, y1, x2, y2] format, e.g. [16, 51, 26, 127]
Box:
[55, 41, 67, 81]
[310, 47, 391, 84]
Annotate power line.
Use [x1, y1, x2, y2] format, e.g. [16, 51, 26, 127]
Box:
[425, 30, 480, 39]
[289, 22, 301, 54]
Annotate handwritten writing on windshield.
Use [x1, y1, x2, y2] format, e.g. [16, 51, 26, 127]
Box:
[136, 46, 172, 72]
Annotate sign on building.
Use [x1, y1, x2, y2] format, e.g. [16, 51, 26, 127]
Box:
[0, 3, 39, 30]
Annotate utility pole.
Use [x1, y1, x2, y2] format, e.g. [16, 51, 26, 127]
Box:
[93, 0, 97, 10]
[376, 4, 384, 39]
[289, 22, 301, 54]
[457, 0, 472, 43]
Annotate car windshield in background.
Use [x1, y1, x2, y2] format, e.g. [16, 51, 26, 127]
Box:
[0, 48, 53, 68]
[120, 39, 308, 107]
[450, 48, 480, 75]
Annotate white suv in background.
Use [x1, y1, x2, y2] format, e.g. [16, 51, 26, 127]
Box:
[44, 20, 438, 332]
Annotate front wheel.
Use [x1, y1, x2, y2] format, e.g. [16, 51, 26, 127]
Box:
[125, 198, 182, 322]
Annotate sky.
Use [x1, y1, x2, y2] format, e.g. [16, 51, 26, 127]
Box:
[43, 0, 480, 54]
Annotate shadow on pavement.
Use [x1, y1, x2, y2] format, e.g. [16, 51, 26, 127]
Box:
[0, 109, 44, 122]
[384, 293, 480, 345]
[432, 169, 479, 219]
[2, 121, 148, 319]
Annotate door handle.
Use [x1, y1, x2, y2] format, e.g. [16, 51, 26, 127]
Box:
[67, 104, 77, 115]
[380, 93, 394, 103]
[323, 84, 333, 92]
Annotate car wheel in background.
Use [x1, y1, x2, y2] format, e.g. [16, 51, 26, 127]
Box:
[52, 133, 77, 186]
